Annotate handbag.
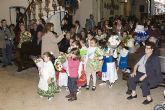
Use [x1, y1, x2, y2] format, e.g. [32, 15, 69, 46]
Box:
[77, 64, 87, 87]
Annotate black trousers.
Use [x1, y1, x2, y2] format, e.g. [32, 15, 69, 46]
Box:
[128, 72, 150, 97]
[68, 77, 78, 93]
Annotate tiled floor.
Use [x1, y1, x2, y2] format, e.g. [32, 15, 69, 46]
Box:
[0, 65, 164, 110]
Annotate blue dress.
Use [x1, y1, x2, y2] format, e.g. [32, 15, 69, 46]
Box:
[102, 55, 114, 72]
[119, 55, 128, 70]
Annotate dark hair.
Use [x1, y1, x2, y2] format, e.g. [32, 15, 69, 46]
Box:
[97, 28, 103, 32]
[39, 18, 46, 25]
[43, 52, 55, 63]
[80, 38, 86, 44]
[44, 22, 54, 33]
[123, 31, 128, 35]
[145, 41, 155, 50]
[90, 38, 97, 43]
[69, 48, 81, 60]
[99, 39, 107, 49]
[75, 20, 80, 26]
[87, 31, 95, 37]
[71, 24, 76, 29]
[123, 46, 129, 50]
[73, 40, 81, 48]
[75, 33, 82, 39]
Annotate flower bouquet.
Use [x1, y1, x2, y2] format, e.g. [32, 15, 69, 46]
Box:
[54, 55, 66, 72]
[108, 35, 121, 48]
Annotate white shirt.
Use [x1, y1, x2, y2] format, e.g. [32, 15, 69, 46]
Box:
[136, 55, 148, 74]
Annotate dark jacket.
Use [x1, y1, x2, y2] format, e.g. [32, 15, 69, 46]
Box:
[58, 37, 70, 53]
[137, 53, 162, 88]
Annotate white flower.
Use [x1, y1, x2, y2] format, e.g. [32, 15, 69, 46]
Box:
[108, 35, 121, 48]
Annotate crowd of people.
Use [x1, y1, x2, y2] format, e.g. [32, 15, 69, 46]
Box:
[0, 14, 164, 104]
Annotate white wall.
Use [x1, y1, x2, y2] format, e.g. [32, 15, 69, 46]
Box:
[0, 0, 28, 25]
[73, 0, 93, 28]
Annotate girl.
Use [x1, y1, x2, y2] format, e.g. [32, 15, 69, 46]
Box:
[65, 48, 81, 101]
[95, 28, 106, 41]
[86, 32, 94, 47]
[55, 53, 68, 90]
[118, 46, 129, 72]
[77, 39, 88, 89]
[101, 47, 118, 88]
[80, 39, 87, 58]
[127, 34, 135, 53]
[68, 40, 81, 53]
[35, 52, 59, 100]
[85, 38, 103, 91]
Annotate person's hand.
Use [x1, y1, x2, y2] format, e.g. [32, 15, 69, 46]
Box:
[130, 72, 136, 77]
[139, 76, 144, 81]
[47, 78, 51, 84]
[139, 74, 146, 81]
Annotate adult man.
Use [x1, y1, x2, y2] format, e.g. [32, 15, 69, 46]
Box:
[0, 19, 14, 67]
[127, 42, 162, 105]
[88, 14, 96, 30]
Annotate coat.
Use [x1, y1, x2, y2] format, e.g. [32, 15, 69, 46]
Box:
[41, 31, 63, 57]
[0, 27, 13, 48]
[137, 53, 162, 88]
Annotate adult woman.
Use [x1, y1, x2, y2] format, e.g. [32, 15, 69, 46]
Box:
[41, 23, 64, 57]
[127, 42, 162, 105]
[113, 18, 124, 36]
[75, 20, 82, 34]
[15, 23, 32, 72]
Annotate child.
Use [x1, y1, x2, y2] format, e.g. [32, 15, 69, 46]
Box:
[65, 48, 81, 101]
[68, 40, 81, 53]
[118, 46, 129, 72]
[54, 53, 68, 90]
[34, 52, 59, 101]
[126, 35, 135, 53]
[77, 39, 87, 89]
[80, 39, 87, 62]
[85, 38, 103, 91]
[86, 32, 94, 47]
[95, 28, 106, 41]
[101, 47, 118, 88]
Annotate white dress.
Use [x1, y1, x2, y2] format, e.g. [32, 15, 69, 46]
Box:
[37, 60, 56, 91]
[58, 61, 68, 87]
[102, 49, 118, 83]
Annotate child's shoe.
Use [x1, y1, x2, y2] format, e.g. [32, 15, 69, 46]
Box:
[65, 87, 69, 91]
[66, 93, 72, 98]
[77, 89, 81, 94]
[92, 86, 96, 91]
[108, 83, 113, 88]
[48, 97, 53, 101]
[68, 92, 77, 101]
[86, 85, 89, 90]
